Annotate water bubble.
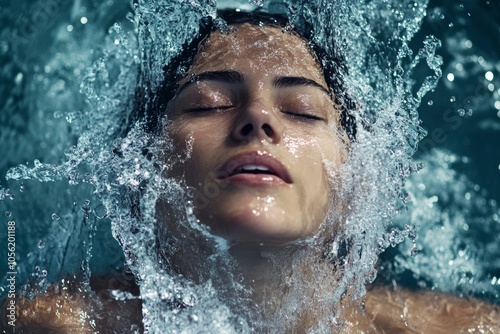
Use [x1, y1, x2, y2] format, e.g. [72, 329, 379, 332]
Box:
[495, 101, 500, 110]
[447, 73, 455, 81]
[465, 40, 473, 48]
[38, 240, 45, 249]
[51, 213, 60, 220]
[458, 108, 465, 116]
[80, 17, 88, 24]
[94, 205, 107, 219]
[427, 100, 433, 106]
[19, 183, 24, 192]
[466, 109, 473, 116]
[485, 71, 494, 81]
[488, 83, 495, 92]
[5, 211, 12, 217]
[450, 96, 456, 102]
[455, 63, 463, 71]
[67, 25, 74, 32]
[53, 110, 63, 119]
[249, 0, 264, 6]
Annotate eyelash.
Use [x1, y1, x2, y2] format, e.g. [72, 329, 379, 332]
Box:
[186, 105, 234, 113]
[185, 106, 325, 122]
[282, 111, 325, 121]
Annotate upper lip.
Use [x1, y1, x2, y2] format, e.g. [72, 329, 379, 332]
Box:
[217, 151, 293, 184]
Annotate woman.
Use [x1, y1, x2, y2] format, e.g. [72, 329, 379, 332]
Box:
[9, 9, 500, 334]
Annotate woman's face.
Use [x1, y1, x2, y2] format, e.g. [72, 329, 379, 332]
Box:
[165, 23, 347, 245]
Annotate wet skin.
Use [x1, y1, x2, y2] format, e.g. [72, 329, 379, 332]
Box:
[166, 23, 348, 244]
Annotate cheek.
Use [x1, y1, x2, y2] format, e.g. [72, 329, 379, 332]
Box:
[282, 128, 344, 166]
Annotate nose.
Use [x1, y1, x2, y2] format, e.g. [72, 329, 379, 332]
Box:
[230, 101, 283, 143]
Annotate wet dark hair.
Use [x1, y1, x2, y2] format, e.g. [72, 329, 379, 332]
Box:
[137, 9, 356, 141]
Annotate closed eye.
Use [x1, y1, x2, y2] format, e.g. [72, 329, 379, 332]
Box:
[282, 111, 325, 121]
[186, 105, 235, 113]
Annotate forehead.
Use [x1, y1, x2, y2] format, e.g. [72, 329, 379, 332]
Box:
[186, 23, 326, 84]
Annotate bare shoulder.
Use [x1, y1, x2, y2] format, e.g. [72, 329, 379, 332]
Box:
[365, 285, 500, 334]
[2, 271, 143, 333]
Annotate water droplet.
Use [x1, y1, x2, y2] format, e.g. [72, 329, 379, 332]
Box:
[14, 72, 23, 85]
[410, 244, 418, 257]
[366, 270, 377, 283]
[51, 213, 60, 220]
[94, 205, 107, 219]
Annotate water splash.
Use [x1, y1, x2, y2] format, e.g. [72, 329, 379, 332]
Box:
[1, 0, 498, 332]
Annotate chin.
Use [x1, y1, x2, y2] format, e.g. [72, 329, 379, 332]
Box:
[201, 204, 304, 245]
[198, 193, 312, 244]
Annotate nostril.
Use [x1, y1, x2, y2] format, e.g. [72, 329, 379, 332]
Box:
[262, 124, 273, 137]
[240, 123, 253, 136]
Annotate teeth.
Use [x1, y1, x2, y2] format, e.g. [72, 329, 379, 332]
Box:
[235, 165, 271, 173]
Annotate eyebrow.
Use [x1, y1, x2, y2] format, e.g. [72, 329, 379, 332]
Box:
[176, 70, 331, 96]
[176, 71, 243, 95]
[272, 76, 331, 96]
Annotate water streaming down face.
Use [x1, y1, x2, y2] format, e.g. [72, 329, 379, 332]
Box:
[1, 0, 499, 332]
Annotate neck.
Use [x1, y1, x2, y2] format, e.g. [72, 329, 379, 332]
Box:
[168, 236, 373, 332]
[228, 241, 332, 331]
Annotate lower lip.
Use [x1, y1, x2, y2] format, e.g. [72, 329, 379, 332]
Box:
[221, 173, 287, 186]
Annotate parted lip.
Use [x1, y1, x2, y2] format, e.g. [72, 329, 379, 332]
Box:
[216, 151, 293, 184]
